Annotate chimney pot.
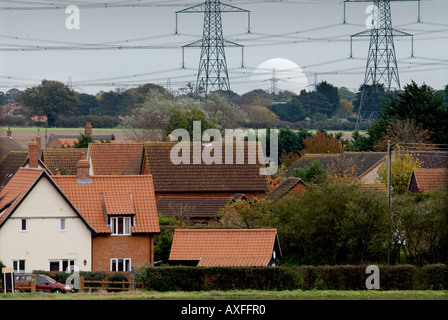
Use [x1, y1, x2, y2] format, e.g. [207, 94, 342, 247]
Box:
[56, 168, 61, 176]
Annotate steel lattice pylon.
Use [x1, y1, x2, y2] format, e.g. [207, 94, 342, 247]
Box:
[348, 0, 414, 128]
[176, 0, 250, 97]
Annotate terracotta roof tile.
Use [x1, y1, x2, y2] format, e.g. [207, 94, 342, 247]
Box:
[42, 148, 87, 175]
[0, 168, 43, 226]
[52, 175, 159, 234]
[156, 196, 234, 218]
[169, 228, 279, 266]
[144, 142, 268, 193]
[360, 183, 387, 195]
[409, 168, 448, 193]
[89, 143, 145, 175]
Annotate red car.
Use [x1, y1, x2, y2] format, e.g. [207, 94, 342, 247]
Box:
[14, 274, 75, 293]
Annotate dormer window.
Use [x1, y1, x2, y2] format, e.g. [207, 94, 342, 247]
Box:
[111, 216, 131, 235]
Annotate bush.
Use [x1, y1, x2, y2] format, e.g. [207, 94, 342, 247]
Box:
[107, 273, 129, 292]
[136, 265, 448, 291]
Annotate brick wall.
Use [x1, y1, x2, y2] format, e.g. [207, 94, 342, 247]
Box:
[92, 234, 154, 271]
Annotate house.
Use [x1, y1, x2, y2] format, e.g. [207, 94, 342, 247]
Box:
[87, 143, 146, 175]
[144, 142, 269, 198]
[267, 177, 305, 201]
[283, 152, 387, 183]
[0, 153, 160, 273]
[52, 154, 160, 271]
[156, 194, 247, 225]
[0, 168, 94, 273]
[168, 228, 281, 267]
[408, 168, 448, 193]
[45, 123, 115, 148]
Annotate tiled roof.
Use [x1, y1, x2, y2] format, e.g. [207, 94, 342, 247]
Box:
[0, 137, 24, 159]
[156, 196, 234, 218]
[360, 183, 387, 195]
[395, 150, 448, 169]
[42, 148, 87, 175]
[45, 133, 115, 148]
[144, 142, 268, 193]
[0, 151, 28, 187]
[52, 175, 160, 234]
[267, 177, 304, 201]
[0, 168, 44, 226]
[169, 228, 279, 266]
[89, 143, 145, 175]
[284, 152, 387, 179]
[408, 168, 448, 193]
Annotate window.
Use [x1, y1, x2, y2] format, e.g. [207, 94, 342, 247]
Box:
[110, 258, 131, 272]
[110, 217, 132, 235]
[13, 260, 25, 274]
[20, 219, 27, 231]
[60, 218, 66, 231]
[49, 259, 75, 272]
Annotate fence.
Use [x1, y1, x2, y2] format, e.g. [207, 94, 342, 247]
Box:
[78, 276, 145, 292]
[0, 277, 36, 293]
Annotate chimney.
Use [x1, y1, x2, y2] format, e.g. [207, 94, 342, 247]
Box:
[28, 139, 39, 169]
[6, 127, 12, 137]
[84, 122, 93, 137]
[77, 152, 90, 181]
[36, 135, 42, 149]
[56, 168, 61, 176]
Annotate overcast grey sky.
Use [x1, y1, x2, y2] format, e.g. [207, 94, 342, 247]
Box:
[0, 0, 447, 95]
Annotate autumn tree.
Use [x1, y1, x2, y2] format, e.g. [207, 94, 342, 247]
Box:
[218, 197, 272, 229]
[300, 131, 344, 155]
[337, 99, 356, 118]
[373, 119, 434, 151]
[377, 152, 423, 195]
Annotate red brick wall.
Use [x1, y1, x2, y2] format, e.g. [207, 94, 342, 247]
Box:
[92, 234, 154, 271]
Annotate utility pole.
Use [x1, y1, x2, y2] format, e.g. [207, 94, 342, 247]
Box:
[387, 139, 392, 265]
[345, 0, 417, 129]
[176, 0, 250, 98]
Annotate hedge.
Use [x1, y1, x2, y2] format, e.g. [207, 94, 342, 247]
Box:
[135, 264, 448, 291]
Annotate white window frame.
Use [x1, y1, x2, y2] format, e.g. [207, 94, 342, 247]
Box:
[110, 258, 131, 272]
[60, 218, 67, 231]
[110, 217, 132, 235]
[13, 260, 26, 274]
[49, 259, 75, 272]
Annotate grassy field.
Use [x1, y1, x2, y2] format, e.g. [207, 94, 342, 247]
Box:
[1, 289, 447, 300]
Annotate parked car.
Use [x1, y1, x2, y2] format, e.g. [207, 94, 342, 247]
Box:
[14, 274, 75, 293]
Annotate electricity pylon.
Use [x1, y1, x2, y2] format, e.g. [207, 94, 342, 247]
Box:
[345, 0, 417, 129]
[176, 0, 250, 97]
